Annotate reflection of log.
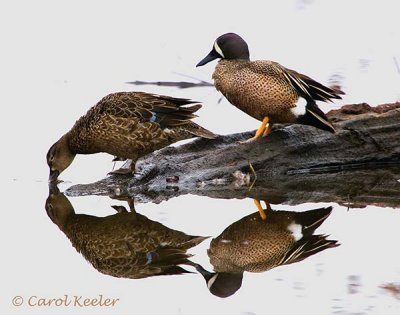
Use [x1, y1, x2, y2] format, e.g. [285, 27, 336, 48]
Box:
[67, 103, 400, 208]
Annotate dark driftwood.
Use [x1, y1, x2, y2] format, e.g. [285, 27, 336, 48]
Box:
[126, 80, 214, 89]
[66, 103, 400, 208]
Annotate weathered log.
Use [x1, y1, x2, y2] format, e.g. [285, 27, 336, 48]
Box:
[66, 103, 400, 208]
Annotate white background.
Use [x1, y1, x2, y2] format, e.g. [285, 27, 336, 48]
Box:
[1, 0, 400, 314]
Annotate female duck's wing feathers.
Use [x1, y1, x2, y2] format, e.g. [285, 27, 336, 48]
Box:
[93, 92, 202, 127]
[93, 245, 193, 278]
[69, 92, 216, 154]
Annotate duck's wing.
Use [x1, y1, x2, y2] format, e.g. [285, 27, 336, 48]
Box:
[278, 234, 339, 266]
[274, 62, 344, 102]
[251, 60, 344, 103]
[92, 245, 193, 279]
[93, 92, 202, 127]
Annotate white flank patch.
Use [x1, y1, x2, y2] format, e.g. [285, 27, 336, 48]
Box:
[214, 41, 225, 58]
[207, 273, 219, 289]
[287, 222, 303, 241]
[163, 128, 172, 134]
[290, 97, 307, 117]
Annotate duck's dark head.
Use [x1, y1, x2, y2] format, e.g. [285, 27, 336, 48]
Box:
[47, 135, 75, 183]
[196, 33, 250, 67]
[194, 263, 243, 298]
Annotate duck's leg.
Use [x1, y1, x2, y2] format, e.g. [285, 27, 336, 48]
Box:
[262, 199, 272, 211]
[262, 122, 273, 137]
[111, 205, 129, 213]
[254, 199, 267, 220]
[241, 116, 269, 143]
[112, 156, 127, 162]
[111, 196, 137, 218]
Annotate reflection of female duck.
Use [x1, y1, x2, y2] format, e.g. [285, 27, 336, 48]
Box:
[195, 204, 339, 297]
[45, 187, 207, 279]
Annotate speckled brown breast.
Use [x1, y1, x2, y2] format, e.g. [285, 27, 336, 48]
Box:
[208, 212, 296, 273]
[213, 60, 299, 123]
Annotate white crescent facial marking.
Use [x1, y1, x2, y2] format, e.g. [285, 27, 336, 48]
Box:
[207, 273, 219, 289]
[287, 222, 303, 241]
[290, 97, 307, 117]
[214, 41, 225, 58]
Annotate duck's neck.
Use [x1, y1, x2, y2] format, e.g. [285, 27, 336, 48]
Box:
[66, 126, 93, 154]
[59, 133, 77, 155]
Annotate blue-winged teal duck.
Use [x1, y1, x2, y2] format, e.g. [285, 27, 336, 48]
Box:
[197, 33, 344, 142]
[47, 92, 217, 181]
[45, 186, 208, 279]
[194, 205, 339, 297]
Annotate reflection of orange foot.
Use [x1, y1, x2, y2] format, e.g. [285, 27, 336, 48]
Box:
[254, 199, 267, 220]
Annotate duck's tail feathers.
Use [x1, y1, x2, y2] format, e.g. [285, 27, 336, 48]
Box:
[146, 246, 194, 276]
[185, 122, 218, 139]
[297, 101, 335, 133]
[293, 206, 333, 236]
[181, 235, 210, 249]
[153, 104, 203, 127]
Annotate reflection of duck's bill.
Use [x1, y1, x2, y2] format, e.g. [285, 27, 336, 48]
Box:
[49, 169, 60, 183]
[191, 263, 243, 298]
[48, 181, 60, 195]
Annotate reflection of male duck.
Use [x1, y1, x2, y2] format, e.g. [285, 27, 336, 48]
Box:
[194, 204, 339, 297]
[45, 186, 207, 279]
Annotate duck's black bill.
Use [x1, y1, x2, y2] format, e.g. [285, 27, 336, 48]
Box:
[49, 169, 60, 183]
[196, 50, 220, 67]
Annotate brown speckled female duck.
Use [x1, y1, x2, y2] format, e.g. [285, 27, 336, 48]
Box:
[45, 187, 208, 279]
[197, 33, 344, 142]
[47, 92, 216, 181]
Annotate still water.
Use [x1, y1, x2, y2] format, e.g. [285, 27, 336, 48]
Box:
[7, 175, 400, 314]
[3, 1, 400, 314]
